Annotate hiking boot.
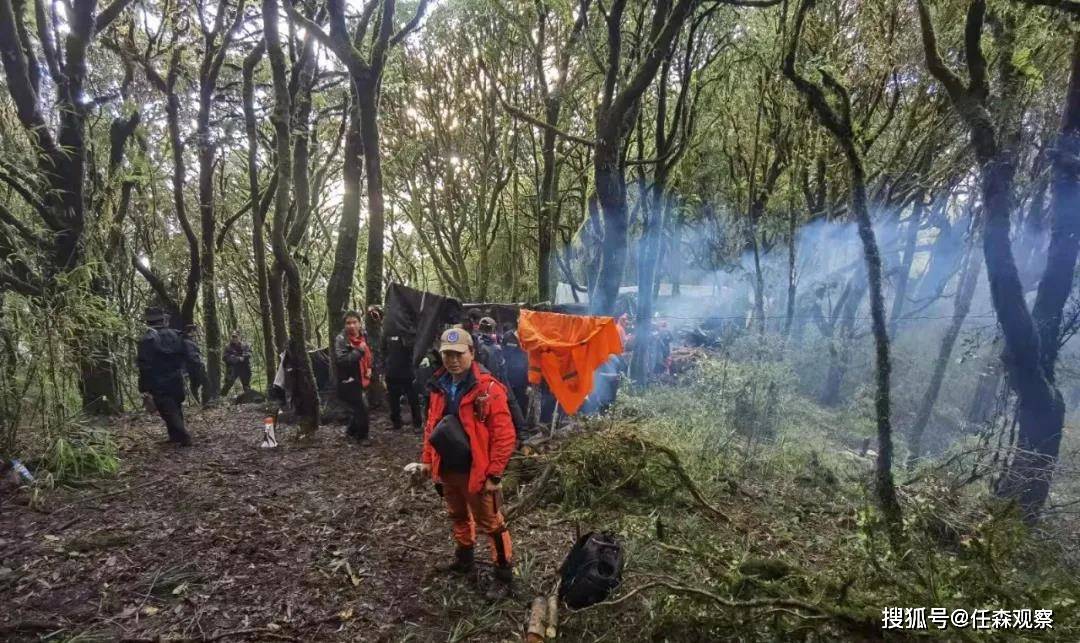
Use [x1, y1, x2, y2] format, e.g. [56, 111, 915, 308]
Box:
[438, 546, 474, 574]
[485, 565, 514, 601]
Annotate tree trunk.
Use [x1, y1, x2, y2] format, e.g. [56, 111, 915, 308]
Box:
[784, 208, 797, 338]
[670, 210, 683, 297]
[850, 160, 904, 537]
[998, 34, 1080, 517]
[820, 277, 865, 407]
[631, 185, 665, 384]
[907, 244, 981, 468]
[537, 102, 559, 303]
[591, 140, 629, 316]
[243, 42, 276, 389]
[264, 0, 319, 432]
[198, 119, 222, 402]
[888, 195, 924, 336]
[269, 262, 287, 353]
[166, 93, 201, 327]
[326, 91, 364, 385]
[784, 3, 902, 540]
[358, 79, 386, 407]
[749, 221, 766, 335]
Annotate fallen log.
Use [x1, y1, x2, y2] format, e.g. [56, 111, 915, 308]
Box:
[526, 596, 547, 642]
[546, 594, 558, 639]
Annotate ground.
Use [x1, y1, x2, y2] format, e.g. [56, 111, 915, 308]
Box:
[0, 404, 565, 642]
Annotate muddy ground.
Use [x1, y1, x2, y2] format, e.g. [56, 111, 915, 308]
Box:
[0, 404, 571, 642]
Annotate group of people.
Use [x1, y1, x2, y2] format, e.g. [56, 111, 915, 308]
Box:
[136, 303, 634, 600]
[330, 308, 537, 444]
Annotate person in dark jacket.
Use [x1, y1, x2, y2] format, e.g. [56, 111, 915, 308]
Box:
[222, 330, 253, 396]
[138, 308, 202, 446]
[382, 331, 423, 431]
[182, 324, 207, 405]
[334, 311, 372, 443]
[415, 345, 441, 416]
[501, 330, 529, 418]
[476, 318, 526, 437]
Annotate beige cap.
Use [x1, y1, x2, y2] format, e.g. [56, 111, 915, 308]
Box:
[439, 328, 474, 353]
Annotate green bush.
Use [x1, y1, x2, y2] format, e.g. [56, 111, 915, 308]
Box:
[40, 424, 120, 485]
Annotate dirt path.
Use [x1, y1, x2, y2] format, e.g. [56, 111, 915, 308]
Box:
[0, 404, 553, 642]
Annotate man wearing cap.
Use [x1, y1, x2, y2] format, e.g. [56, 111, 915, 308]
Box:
[420, 328, 517, 599]
[137, 308, 202, 446]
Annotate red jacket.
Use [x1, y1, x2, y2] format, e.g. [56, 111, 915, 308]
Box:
[422, 362, 516, 494]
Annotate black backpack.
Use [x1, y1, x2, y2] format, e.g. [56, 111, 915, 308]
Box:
[558, 531, 624, 609]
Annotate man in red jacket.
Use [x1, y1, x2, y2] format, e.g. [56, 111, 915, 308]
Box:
[421, 327, 516, 599]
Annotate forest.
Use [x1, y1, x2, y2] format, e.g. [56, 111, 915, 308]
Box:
[2, 0, 1080, 640]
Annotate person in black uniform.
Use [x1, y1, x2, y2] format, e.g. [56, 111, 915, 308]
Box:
[382, 330, 423, 431]
[138, 308, 202, 446]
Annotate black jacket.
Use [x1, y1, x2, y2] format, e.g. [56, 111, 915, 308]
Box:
[138, 328, 202, 399]
[475, 335, 507, 383]
[503, 343, 529, 390]
[224, 341, 252, 366]
[382, 332, 415, 382]
[333, 332, 366, 385]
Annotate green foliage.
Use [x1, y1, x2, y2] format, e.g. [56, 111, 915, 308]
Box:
[545, 354, 1080, 641]
[39, 423, 120, 486]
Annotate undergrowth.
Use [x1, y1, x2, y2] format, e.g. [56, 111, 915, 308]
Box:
[503, 356, 1080, 641]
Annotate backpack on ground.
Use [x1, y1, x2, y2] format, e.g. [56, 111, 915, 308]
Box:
[558, 531, 624, 609]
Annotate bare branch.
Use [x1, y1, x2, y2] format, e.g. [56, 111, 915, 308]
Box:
[0, 0, 61, 157]
[0, 202, 47, 248]
[965, 0, 988, 101]
[914, 0, 969, 104]
[389, 0, 432, 48]
[95, 0, 137, 32]
[479, 58, 596, 147]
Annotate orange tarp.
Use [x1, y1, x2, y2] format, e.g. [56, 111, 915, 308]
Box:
[516, 309, 624, 415]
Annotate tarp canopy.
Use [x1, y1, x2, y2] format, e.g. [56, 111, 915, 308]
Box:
[384, 283, 465, 367]
[517, 309, 624, 415]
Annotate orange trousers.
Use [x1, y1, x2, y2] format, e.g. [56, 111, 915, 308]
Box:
[441, 471, 513, 566]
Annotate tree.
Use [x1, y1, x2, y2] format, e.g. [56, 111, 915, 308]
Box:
[197, 0, 247, 402]
[589, 0, 700, 316]
[784, 0, 903, 543]
[242, 41, 278, 388]
[916, 0, 1080, 519]
[0, 0, 136, 413]
[264, 0, 320, 432]
[630, 8, 718, 383]
[288, 0, 431, 396]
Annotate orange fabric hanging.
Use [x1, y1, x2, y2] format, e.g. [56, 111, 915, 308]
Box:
[517, 309, 624, 415]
